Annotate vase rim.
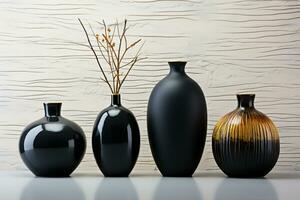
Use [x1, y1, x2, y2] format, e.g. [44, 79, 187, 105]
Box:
[168, 61, 187, 74]
[168, 61, 187, 64]
[236, 94, 255, 108]
[111, 94, 121, 106]
[236, 94, 255, 97]
[43, 102, 62, 105]
[43, 102, 62, 117]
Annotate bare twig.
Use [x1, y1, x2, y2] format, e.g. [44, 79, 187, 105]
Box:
[88, 24, 110, 66]
[120, 39, 141, 64]
[78, 18, 114, 93]
[117, 42, 145, 93]
[79, 18, 144, 94]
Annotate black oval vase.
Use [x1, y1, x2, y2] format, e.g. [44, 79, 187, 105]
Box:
[19, 103, 86, 177]
[92, 95, 140, 177]
[147, 61, 207, 177]
[212, 94, 280, 177]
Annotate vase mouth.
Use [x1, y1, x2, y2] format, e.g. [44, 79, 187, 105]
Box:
[43, 102, 62, 117]
[43, 102, 62, 105]
[111, 94, 121, 106]
[168, 61, 187, 65]
[236, 93, 255, 97]
[168, 61, 187, 73]
[236, 94, 255, 108]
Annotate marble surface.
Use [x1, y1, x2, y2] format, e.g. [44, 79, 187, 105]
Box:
[0, 171, 299, 200]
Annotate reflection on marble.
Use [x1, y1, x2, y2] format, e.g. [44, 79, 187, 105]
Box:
[95, 178, 138, 200]
[215, 178, 278, 200]
[0, 171, 298, 200]
[20, 178, 84, 200]
[153, 178, 202, 200]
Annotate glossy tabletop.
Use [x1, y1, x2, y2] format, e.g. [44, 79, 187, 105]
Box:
[0, 171, 299, 200]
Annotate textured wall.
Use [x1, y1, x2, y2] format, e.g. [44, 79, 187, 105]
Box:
[0, 0, 299, 173]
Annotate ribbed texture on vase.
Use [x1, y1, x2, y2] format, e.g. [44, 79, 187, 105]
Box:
[212, 108, 280, 177]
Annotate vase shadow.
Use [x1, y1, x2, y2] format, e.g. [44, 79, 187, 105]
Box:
[20, 177, 84, 200]
[153, 178, 202, 200]
[95, 178, 139, 200]
[214, 178, 278, 200]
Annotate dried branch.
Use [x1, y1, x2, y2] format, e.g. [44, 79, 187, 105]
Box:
[102, 20, 116, 93]
[79, 18, 145, 94]
[120, 38, 141, 64]
[78, 18, 113, 93]
[117, 42, 145, 93]
[88, 24, 110, 66]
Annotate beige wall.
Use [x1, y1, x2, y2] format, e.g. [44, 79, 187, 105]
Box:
[0, 0, 299, 173]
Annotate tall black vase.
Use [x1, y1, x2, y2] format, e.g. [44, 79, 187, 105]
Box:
[19, 103, 86, 177]
[92, 94, 140, 177]
[147, 61, 207, 177]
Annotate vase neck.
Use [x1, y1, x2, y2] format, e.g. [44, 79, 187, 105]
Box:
[169, 61, 186, 74]
[237, 94, 255, 109]
[111, 94, 121, 106]
[43, 103, 62, 117]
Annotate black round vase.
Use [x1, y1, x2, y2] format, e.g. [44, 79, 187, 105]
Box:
[92, 95, 140, 177]
[19, 103, 86, 177]
[147, 61, 207, 177]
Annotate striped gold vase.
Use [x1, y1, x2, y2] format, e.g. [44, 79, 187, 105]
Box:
[212, 94, 280, 178]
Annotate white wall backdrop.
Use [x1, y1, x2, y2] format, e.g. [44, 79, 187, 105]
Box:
[0, 0, 299, 173]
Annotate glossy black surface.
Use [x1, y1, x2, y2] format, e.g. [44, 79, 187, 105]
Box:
[147, 61, 207, 177]
[92, 95, 140, 177]
[19, 103, 86, 177]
